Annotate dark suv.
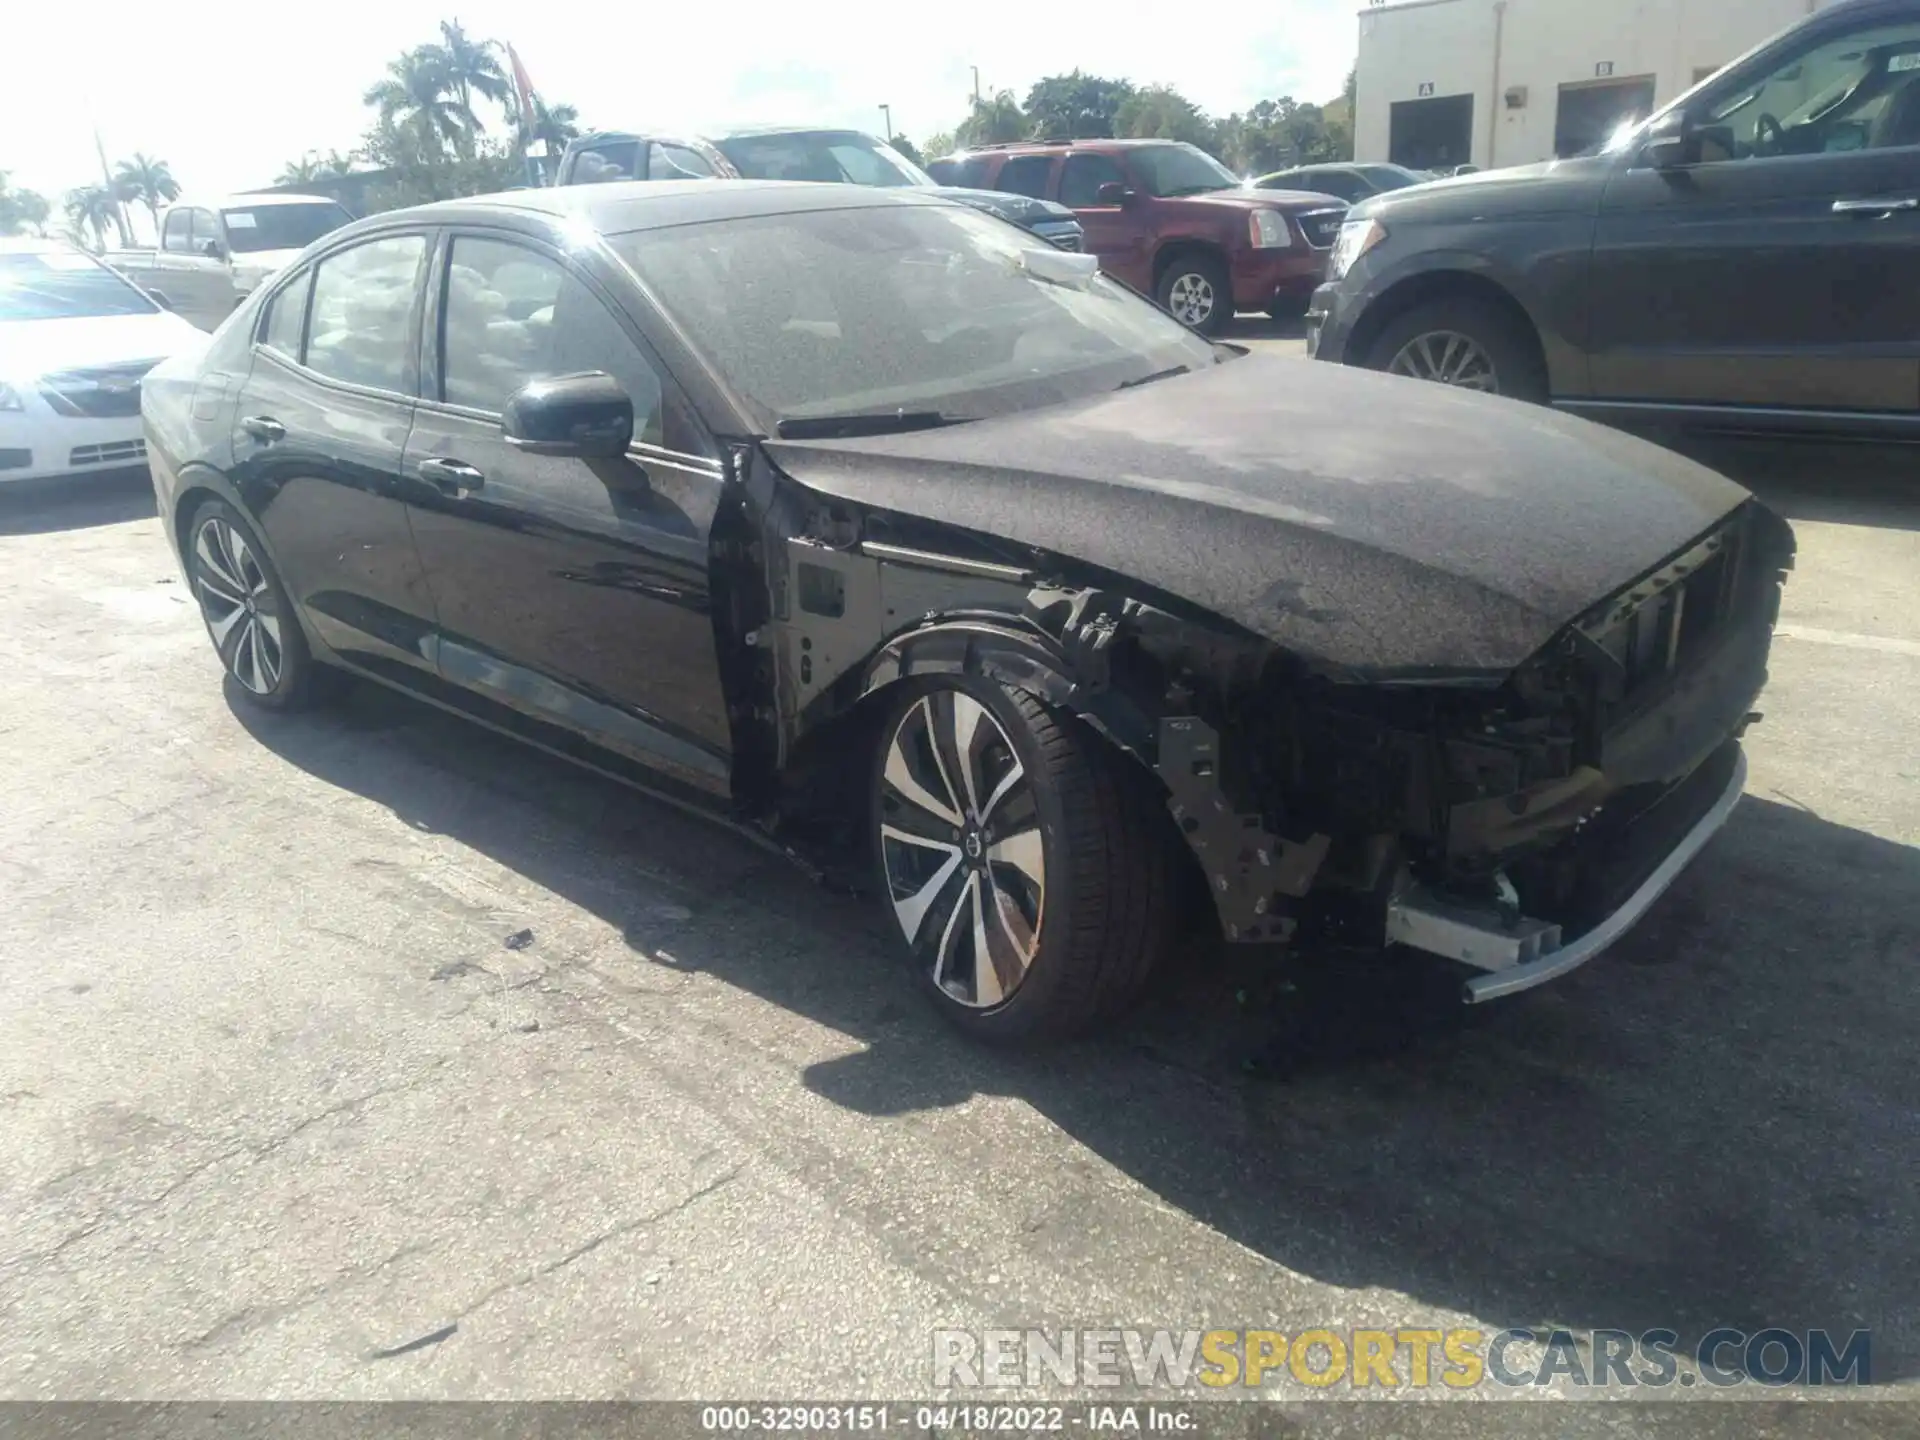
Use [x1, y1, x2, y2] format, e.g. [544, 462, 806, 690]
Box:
[1308, 0, 1920, 443]
[935, 139, 1347, 333]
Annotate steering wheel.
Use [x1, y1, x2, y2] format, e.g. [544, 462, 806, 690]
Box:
[1754, 112, 1787, 155]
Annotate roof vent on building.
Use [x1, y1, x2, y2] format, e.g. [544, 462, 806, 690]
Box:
[1504, 85, 1529, 109]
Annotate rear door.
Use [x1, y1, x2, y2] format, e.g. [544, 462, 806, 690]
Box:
[226, 232, 440, 681]
[401, 229, 735, 796]
[1590, 12, 1920, 413]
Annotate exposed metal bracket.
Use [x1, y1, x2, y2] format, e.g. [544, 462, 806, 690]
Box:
[1157, 716, 1323, 944]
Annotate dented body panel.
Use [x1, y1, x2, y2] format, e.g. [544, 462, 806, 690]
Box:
[765, 354, 1752, 677]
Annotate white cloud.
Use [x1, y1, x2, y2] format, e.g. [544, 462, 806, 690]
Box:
[5, 0, 1359, 201]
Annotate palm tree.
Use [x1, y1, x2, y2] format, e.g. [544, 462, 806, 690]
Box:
[516, 97, 580, 155]
[64, 185, 120, 251]
[955, 91, 1029, 147]
[113, 153, 180, 233]
[431, 19, 510, 147]
[364, 45, 471, 160]
[0, 172, 52, 236]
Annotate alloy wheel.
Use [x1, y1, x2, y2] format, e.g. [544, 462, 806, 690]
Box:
[193, 516, 284, 696]
[1387, 330, 1500, 392]
[1166, 272, 1217, 328]
[878, 691, 1046, 1009]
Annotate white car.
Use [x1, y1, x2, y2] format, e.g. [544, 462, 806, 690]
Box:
[107, 193, 353, 330]
[1, 241, 206, 485]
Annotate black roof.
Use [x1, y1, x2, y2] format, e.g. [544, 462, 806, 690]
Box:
[393, 179, 955, 236]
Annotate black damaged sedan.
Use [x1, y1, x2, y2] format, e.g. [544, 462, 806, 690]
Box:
[143, 180, 1793, 1043]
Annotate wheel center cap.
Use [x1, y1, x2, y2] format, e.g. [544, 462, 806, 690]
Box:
[964, 831, 983, 861]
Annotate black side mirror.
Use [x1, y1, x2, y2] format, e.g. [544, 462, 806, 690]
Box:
[1640, 111, 1697, 169]
[202, 239, 225, 260]
[1094, 182, 1134, 206]
[503, 372, 634, 458]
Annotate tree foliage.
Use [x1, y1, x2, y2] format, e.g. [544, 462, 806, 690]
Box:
[922, 69, 1354, 174]
[63, 185, 121, 251]
[112, 154, 180, 229]
[0, 171, 52, 236]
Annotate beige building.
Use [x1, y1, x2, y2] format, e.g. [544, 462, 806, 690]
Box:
[1354, 0, 1842, 171]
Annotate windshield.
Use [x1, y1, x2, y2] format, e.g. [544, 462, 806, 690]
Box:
[1127, 143, 1240, 197]
[220, 202, 352, 254]
[0, 250, 157, 321]
[613, 203, 1215, 432]
[716, 132, 936, 188]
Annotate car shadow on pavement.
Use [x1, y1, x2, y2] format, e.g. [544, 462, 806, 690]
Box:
[1664, 437, 1920, 535]
[0, 470, 158, 536]
[229, 677, 1920, 1384]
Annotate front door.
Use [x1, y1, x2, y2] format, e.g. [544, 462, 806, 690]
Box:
[1589, 13, 1920, 412]
[227, 233, 441, 681]
[1058, 151, 1152, 291]
[401, 231, 735, 796]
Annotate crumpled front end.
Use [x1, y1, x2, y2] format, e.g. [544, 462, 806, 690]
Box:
[1118, 501, 1794, 999]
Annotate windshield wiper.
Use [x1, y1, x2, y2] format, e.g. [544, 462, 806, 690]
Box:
[776, 410, 969, 440]
[1118, 365, 1192, 391]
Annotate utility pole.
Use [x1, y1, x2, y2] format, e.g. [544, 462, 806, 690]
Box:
[879, 104, 893, 140]
[971, 66, 982, 106]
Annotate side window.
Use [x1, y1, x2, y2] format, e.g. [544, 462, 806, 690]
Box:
[162, 210, 193, 253]
[648, 142, 715, 179]
[440, 236, 664, 445]
[571, 142, 641, 183]
[994, 156, 1054, 198]
[1693, 21, 1920, 161]
[305, 234, 426, 393]
[1060, 154, 1128, 206]
[1310, 171, 1365, 201]
[260, 267, 312, 360]
[189, 210, 219, 253]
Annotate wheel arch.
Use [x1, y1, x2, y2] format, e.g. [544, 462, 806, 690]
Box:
[1347, 268, 1549, 388]
[1151, 238, 1232, 290]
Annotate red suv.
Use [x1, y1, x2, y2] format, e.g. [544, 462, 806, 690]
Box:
[930, 139, 1347, 333]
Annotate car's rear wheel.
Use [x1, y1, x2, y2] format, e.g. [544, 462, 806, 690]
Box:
[1156, 252, 1232, 335]
[187, 497, 323, 710]
[1365, 295, 1546, 401]
[871, 677, 1175, 1043]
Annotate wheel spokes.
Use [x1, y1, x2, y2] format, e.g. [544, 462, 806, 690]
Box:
[884, 828, 965, 943]
[885, 698, 964, 829]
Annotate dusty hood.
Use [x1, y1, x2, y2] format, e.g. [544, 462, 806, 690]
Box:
[0, 310, 204, 384]
[765, 355, 1752, 676]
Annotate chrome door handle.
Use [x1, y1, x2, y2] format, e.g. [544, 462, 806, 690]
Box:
[1831, 197, 1918, 215]
[418, 456, 486, 494]
[240, 414, 285, 443]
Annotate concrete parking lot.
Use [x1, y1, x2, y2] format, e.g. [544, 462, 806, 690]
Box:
[1, 347, 1916, 1427]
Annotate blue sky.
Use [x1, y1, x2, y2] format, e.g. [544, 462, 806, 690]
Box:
[6, 0, 1359, 210]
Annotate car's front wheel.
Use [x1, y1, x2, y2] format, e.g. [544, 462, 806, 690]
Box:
[1156, 252, 1232, 336]
[1365, 296, 1546, 401]
[871, 677, 1175, 1043]
[186, 497, 323, 710]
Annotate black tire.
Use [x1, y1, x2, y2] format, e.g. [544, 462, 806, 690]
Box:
[870, 676, 1176, 1044]
[1155, 250, 1233, 336]
[1364, 295, 1546, 402]
[185, 497, 325, 710]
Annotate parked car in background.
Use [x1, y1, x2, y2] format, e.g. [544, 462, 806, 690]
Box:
[1309, 0, 1920, 444]
[106, 194, 354, 329]
[1249, 163, 1433, 204]
[1, 240, 203, 485]
[936, 138, 1346, 332]
[144, 179, 1790, 1043]
[558, 127, 1085, 250]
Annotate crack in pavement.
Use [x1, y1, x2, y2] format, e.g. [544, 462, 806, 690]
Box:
[179, 1241, 435, 1352]
[365, 1166, 743, 1362]
[0, 1056, 465, 1279]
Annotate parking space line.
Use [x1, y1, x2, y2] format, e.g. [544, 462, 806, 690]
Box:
[1776, 625, 1920, 659]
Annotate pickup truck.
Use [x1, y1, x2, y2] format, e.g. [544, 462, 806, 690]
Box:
[106, 193, 353, 331]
